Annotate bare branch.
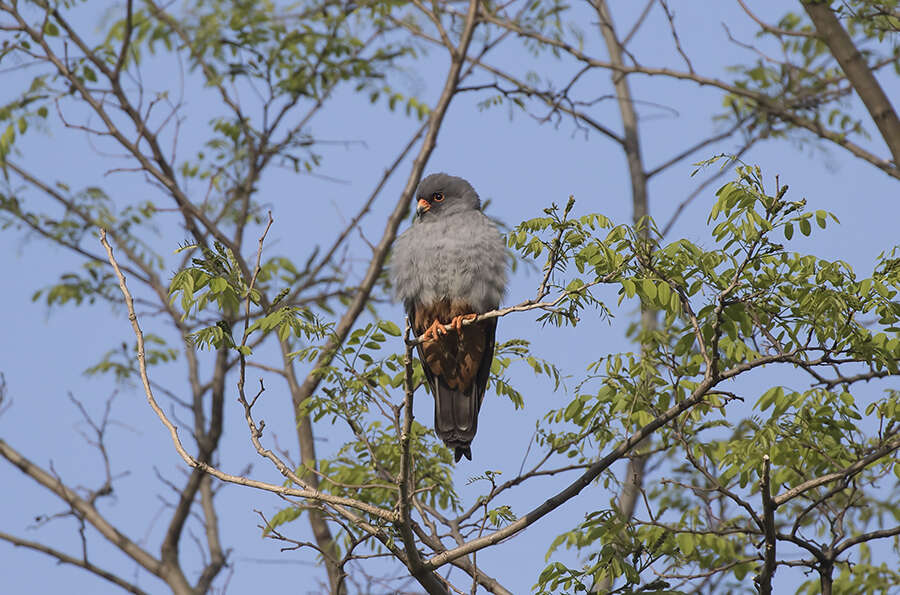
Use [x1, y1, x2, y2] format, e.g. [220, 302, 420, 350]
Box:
[0, 439, 170, 584]
[407, 273, 616, 346]
[473, 7, 900, 179]
[0, 530, 148, 595]
[99, 229, 396, 521]
[290, 0, 484, 419]
[660, 139, 758, 236]
[834, 524, 900, 557]
[113, 0, 133, 78]
[646, 118, 748, 179]
[737, 0, 816, 38]
[803, 0, 900, 167]
[656, 0, 694, 74]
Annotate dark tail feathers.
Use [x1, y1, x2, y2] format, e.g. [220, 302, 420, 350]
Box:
[432, 378, 482, 462]
[454, 446, 472, 462]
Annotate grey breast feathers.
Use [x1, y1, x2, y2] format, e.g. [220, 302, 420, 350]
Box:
[391, 210, 507, 313]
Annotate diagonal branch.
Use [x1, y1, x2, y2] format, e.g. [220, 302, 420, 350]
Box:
[834, 524, 900, 557]
[473, 7, 900, 179]
[737, 0, 816, 38]
[290, 0, 483, 424]
[803, 0, 900, 167]
[407, 273, 617, 346]
[0, 530, 148, 595]
[422, 374, 717, 570]
[0, 439, 169, 584]
[424, 349, 835, 570]
[99, 229, 395, 521]
[773, 431, 900, 507]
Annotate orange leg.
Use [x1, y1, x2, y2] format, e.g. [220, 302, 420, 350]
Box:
[450, 313, 477, 333]
[420, 318, 448, 342]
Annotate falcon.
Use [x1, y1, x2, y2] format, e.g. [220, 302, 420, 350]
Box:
[390, 173, 508, 461]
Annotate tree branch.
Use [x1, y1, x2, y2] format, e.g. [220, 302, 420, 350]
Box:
[755, 455, 776, 595]
[803, 0, 900, 167]
[289, 0, 483, 423]
[773, 431, 900, 506]
[0, 439, 174, 587]
[99, 229, 396, 520]
[473, 7, 900, 179]
[0, 530, 148, 595]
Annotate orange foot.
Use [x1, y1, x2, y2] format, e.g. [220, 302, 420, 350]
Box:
[450, 313, 477, 333]
[421, 318, 449, 342]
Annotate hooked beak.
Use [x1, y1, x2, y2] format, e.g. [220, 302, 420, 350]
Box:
[416, 198, 430, 216]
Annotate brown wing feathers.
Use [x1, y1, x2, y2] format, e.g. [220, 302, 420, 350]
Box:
[413, 300, 484, 390]
[408, 299, 494, 461]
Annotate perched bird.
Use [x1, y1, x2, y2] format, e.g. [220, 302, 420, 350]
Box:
[390, 173, 508, 461]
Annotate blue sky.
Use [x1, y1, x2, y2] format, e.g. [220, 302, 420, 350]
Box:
[1, 2, 899, 593]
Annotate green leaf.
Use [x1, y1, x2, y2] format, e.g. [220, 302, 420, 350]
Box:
[674, 332, 695, 355]
[757, 386, 784, 411]
[262, 506, 303, 536]
[209, 277, 228, 293]
[676, 533, 695, 556]
[657, 281, 671, 307]
[377, 320, 402, 336]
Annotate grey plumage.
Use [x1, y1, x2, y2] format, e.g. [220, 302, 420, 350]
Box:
[390, 173, 508, 461]
[392, 174, 507, 312]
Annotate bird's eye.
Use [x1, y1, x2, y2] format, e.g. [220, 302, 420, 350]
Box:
[432, 192, 444, 202]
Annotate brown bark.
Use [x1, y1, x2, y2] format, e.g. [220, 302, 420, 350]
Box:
[0, 439, 195, 593]
[276, 0, 481, 591]
[280, 341, 345, 594]
[803, 1, 900, 167]
[595, 0, 649, 226]
[475, 9, 900, 179]
[820, 560, 834, 595]
[755, 456, 776, 594]
[592, 2, 653, 591]
[161, 348, 227, 579]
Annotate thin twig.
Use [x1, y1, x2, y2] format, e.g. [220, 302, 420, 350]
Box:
[407, 274, 616, 347]
[99, 229, 395, 520]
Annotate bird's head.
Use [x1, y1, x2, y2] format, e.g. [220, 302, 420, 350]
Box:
[414, 173, 481, 220]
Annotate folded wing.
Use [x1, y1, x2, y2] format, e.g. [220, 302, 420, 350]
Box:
[407, 299, 496, 461]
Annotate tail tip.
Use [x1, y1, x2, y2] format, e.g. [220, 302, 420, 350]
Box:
[454, 446, 472, 462]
